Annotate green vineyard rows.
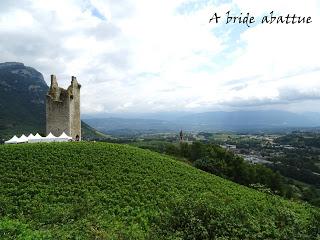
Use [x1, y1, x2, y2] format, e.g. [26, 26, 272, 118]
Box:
[0, 142, 319, 239]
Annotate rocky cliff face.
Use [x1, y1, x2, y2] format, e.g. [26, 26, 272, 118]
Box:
[0, 62, 48, 140]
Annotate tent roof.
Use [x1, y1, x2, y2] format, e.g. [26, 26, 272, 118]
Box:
[59, 132, 72, 139]
[34, 133, 42, 138]
[5, 135, 19, 143]
[9, 135, 19, 141]
[27, 133, 35, 139]
[17, 134, 28, 143]
[46, 132, 57, 138]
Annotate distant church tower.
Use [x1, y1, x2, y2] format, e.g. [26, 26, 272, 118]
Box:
[179, 130, 184, 142]
[46, 75, 81, 140]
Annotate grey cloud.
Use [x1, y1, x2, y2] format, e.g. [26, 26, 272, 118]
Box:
[136, 72, 160, 78]
[160, 88, 178, 93]
[281, 67, 320, 80]
[159, 85, 192, 93]
[0, 32, 59, 57]
[221, 88, 320, 108]
[221, 98, 283, 108]
[0, 1, 131, 87]
[100, 0, 135, 19]
[87, 21, 121, 40]
[100, 49, 131, 69]
[229, 83, 248, 91]
[0, 0, 29, 12]
[0, 29, 78, 84]
[224, 75, 261, 86]
[223, 69, 320, 92]
[78, 49, 132, 85]
[278, 88, 320, 102]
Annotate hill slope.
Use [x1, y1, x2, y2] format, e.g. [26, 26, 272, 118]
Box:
[81, 121, 112, 140]
[0, 142, 318, 239]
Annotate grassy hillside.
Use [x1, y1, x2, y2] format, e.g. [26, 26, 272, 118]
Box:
[81, 121, 111, 141]
[0, 142, 319, 239]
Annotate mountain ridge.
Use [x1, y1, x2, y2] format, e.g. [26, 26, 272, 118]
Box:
[0, 62, 48, 139]
[84, 110, 320, 135]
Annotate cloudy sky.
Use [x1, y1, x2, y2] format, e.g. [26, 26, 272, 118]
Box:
[0, 0, 319, 114]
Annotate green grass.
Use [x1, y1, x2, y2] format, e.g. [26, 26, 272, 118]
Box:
[81, 121, 112, 140]
[0, 142, 319, 239]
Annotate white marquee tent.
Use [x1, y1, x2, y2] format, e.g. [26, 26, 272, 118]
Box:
[4, 132, 73, 144]
[4, 135, 19, 144]
[28, 133, 43, 143]
[45, 132, 57, 142]
[57, 132, 72, 142]
[16, 134, 28, 144]
[27, 133, 34, 139]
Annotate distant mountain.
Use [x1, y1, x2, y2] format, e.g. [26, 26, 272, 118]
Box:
[0, 62, 105, 141]
[175, 110, 320, 131]
[82, 111, 191, 121]
[84, 118, 179, 136]
[302, 112, 320, 123]
[84, 110, 320, 135]
[0, 62, 48, 139]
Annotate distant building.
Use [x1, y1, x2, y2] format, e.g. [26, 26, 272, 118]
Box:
[221, 144, 237, 150]
[46, 75, 81, 140]
[179, 130, 183, 142]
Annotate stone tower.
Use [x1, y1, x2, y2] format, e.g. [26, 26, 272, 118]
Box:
[46, 75, 81, 140]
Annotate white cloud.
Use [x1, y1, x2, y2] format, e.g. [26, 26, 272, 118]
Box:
[0, 0, 319, 114]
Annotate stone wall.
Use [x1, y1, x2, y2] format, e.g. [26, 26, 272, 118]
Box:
[69, 76, 81, 140]
[46, 75, 81, 140]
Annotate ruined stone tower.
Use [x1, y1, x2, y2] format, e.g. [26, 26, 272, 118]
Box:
[46, 75, 81, 140]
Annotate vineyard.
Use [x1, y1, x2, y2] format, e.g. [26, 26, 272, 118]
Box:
[0, 142, 319, 239]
